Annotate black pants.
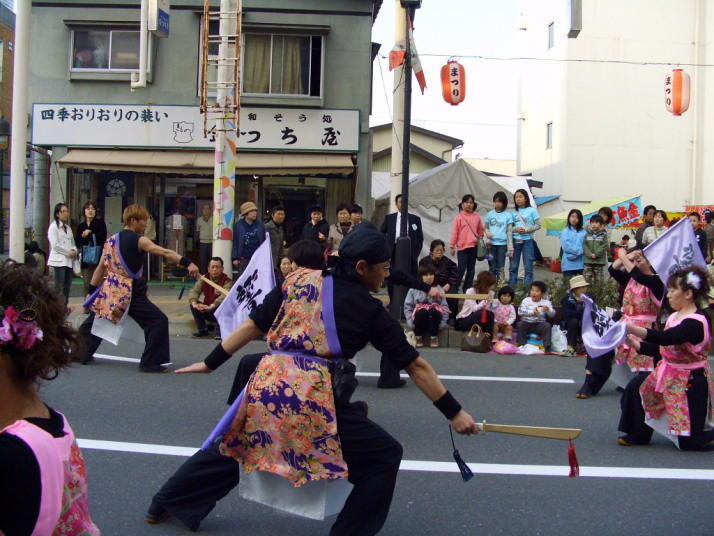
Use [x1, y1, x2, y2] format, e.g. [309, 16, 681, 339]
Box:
[79, 283, 170, 371]
[456, 247, 478, 294]
[199, 242, 212, 274]
[454, 310, 494, 335]
[564, 317, 581, 348]
[53, 266, 73, 305]
[515, 320, 551, 348]
[577, 351, 613, 397]
[190, 306, 217, 334]
[413, 308, 441, 336]
[619, 369, 714, 450]
[152, 353, 403, 535]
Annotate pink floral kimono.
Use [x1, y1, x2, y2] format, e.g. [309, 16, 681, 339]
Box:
[615, 277, 662, 372]
[1, 413, 100, 535]
[218, 268, 348, 487]
[640, 312, 713, 438]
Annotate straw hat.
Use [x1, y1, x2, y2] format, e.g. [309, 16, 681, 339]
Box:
[239, 201, 258, 216]
[569, 275, 590, 290]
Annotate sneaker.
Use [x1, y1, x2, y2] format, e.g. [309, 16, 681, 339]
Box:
[192, 330, 209, 338]
[561, 346, 576, 357]
[415, 336, 424, 348]
[430, 336, 439, 348]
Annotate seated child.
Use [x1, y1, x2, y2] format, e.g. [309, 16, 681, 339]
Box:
[516, 281, 555, 350]
[559, 275, 590, 356]
[404, 265, 450, 348]
[493, 285, 516, 340]
[455, 271, 497, 337]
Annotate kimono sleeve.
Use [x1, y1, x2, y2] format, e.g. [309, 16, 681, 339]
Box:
[369, 306, 419, 369]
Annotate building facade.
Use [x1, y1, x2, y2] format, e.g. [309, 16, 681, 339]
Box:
[0, 4, 13, 253]
[517, 0, 714, 211]
[29, 0, 381, 257]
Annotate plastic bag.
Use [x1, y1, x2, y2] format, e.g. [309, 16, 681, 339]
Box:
[550, 325, 568, 353]
[492, 340, 519, 354]
[517, 343, 544, 355]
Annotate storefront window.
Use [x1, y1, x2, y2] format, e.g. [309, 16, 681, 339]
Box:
[71, 29, 143, 71]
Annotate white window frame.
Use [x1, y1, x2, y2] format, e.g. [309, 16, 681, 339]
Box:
[546, 122, 553, 149]
[547, 21, 554, 49]
[69, 27, 152, 73]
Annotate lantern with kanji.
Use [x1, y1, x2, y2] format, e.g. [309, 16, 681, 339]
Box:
[441, 60, 466, 106]
[664, 69, 690, 116]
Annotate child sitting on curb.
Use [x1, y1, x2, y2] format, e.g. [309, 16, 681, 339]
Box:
[516, 281, 555, 350]
[493, 285, 517, 340]
[404, 265, 450, 348]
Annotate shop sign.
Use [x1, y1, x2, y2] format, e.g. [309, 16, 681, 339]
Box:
[31, 104, 359, 152]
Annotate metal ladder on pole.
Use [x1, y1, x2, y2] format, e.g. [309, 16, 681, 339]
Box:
[199, 0, 242, 138]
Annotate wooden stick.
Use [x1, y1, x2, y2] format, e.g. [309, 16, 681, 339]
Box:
[444, 293, 489, 300]
[200, 276, 230, 296]
[478, 421, 581, 440]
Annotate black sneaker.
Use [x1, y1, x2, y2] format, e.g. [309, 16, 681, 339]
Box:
[192, 330, 209, 338]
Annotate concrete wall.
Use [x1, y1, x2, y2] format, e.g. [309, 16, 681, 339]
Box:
[518, 0, 713, 210]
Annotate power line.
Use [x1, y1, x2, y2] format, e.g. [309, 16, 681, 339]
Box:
[379, 52, 714, 68]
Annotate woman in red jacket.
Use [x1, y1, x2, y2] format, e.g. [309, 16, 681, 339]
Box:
[450, 194, 485, 294]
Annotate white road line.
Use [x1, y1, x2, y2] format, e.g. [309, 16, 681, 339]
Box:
[93, 354, 574, 384]
[76, 438, 714, 481]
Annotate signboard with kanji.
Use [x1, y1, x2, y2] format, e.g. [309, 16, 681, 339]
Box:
[31, 104, 360, 152]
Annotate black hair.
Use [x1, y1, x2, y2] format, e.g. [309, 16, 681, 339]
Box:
[208, 256, 223, 266]
[459, 194, 476, 212]
[417, 264, 436, 280]
[492, 191, 508, 211]
[395, 194, 402, 204]
[430, 239, 446, 252]
[666, 266, 710, 305]
[287, 240, 324, 270]
[704, 211, 713, 224]
[530, 281, 547, 294]
[53, 202, 68, 229]
[271, 205, 285, 215]
[567, 209, 583, 231]
[336, 203, 351, 215]
[598, 206, 613, 224]
[81, 201, 98, 222]
[643, 205, 656, 217]
[350, 203, 363, 214]
[622, 234, 630, 241]
[308, 205, 323, 215]
[513, 188, 531, 208]
[589, 214, 604, 224]
[497, 285, 515, 301]
[653, 209, 668, 222]
[688, 211, 700, 220]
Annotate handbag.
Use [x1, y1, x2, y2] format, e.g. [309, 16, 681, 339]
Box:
[476, 237, 489, 261]
[81, 234, 101, 265]
[331, 359, 357, 406]
[460, 323, 492, 353]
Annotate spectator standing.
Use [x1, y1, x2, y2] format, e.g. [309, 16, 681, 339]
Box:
[634, 204, 656, 248]
[300, 205, 330, 250]
[195, 203, 214, 274]
[688, 211, 708, 259]
[560, 209, 586, 280]
[264, 205, 286, 272]
[583, 214, 608, 283]
[47, 203, 78, 305]
[75, 201, 107, 297]
[381, 194, 424, 276]
[327, 203, 353, 254]
[508, 189, 541, 287]
[165, 207, 188, 256]
[231, 202, 266, 277]
[189, 257, 232, 339]
[450, 194, 485, 294]
[484, 191, 513, 284]
[350, 203, 364, 226]
[641, 210, 668, 246]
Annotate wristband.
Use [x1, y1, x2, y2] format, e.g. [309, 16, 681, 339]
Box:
[179, 256, 192, 267]
[88, 284, 97, 294]
[433, 391, 462, 420]
[204, 342, 232, 370]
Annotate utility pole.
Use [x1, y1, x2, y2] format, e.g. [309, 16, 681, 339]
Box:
[8, 0, 29, 261]
[389, 0, 406, 215]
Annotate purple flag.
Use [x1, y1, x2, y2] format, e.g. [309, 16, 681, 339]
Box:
[644, 217, 706, 284]
[581, 295, 626, 358]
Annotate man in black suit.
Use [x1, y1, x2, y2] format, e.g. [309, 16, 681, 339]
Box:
[379, 194, 425, 389]
[380, 194, 423, 277]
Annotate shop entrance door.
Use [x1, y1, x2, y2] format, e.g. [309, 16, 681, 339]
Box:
[264, 185, 325, 248]
[105, 197, 123, 235]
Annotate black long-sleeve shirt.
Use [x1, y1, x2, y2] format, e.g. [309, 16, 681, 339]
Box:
[608, 265, 665, 302]
[75, 218, 108, 267]
[638, 316, 705, 358]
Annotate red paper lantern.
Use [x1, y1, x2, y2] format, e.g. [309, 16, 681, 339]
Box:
[665, 69, 690, 116]
[441, 60, 466, 106]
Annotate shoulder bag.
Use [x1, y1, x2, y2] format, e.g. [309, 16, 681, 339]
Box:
[82, 233, 101, 266]
[463, 215, 489, 261]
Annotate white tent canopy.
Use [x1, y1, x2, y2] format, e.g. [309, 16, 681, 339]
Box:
[373, 159, 534, 260]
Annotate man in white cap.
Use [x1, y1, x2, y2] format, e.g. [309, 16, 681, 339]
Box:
[231, 201, 266, 277]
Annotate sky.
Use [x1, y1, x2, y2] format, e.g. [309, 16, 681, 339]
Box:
[370, 0, 521, 160]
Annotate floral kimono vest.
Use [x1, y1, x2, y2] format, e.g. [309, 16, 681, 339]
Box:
[639, 313, 713, 436]
[1, 414, 100, 536]
[84, 233, 142, 324]
[615, 277, 662, 371]
[220, 268, 347, 487]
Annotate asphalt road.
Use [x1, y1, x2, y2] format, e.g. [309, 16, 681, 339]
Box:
[41, 337, 714, 536]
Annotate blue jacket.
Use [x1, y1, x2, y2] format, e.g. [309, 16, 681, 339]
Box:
[559, 227, 585, 272]
[231, 219, 266, 261]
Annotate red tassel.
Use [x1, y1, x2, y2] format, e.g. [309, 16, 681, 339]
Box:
[480, 307, 488, 324]
[567, 439, 579, 478]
